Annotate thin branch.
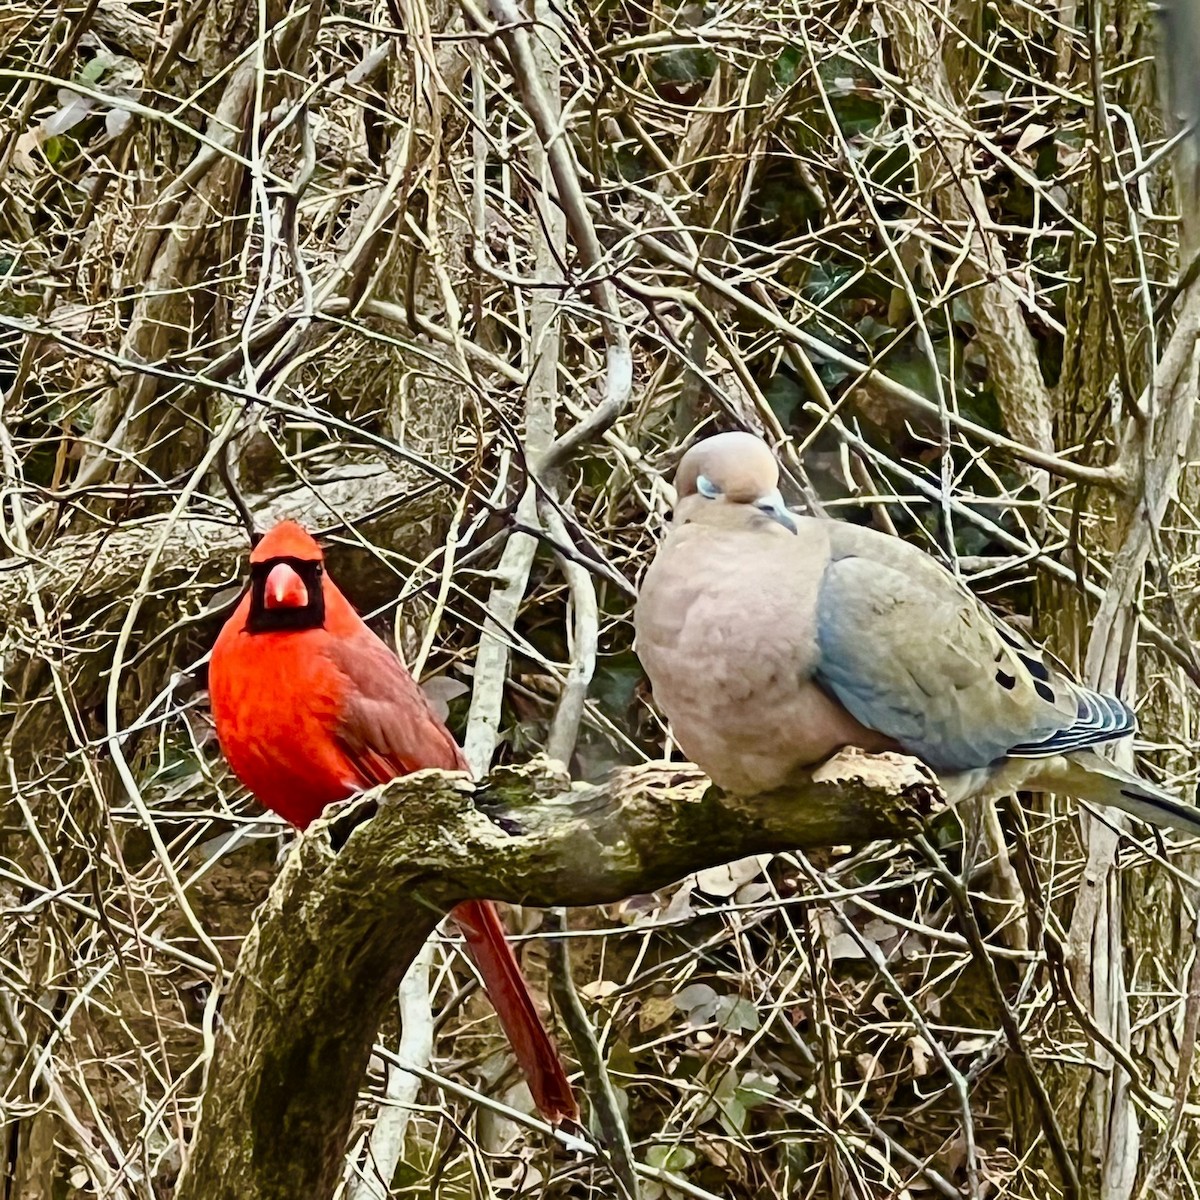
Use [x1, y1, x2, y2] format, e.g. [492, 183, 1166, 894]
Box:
[547, 908, 640, 1200]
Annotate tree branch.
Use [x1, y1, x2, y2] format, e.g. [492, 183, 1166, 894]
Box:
[0, 461, 444, 627]
[174, 751, 941, 1200]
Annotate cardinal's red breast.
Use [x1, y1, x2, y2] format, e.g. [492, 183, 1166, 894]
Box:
[209, 521, 464, 829]
[210, 613, 357, 827]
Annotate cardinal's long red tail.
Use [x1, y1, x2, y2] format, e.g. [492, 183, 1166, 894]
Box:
[451, 899, 577, 1123]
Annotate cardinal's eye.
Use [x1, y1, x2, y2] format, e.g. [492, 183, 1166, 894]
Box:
[697, 475, 722, 499]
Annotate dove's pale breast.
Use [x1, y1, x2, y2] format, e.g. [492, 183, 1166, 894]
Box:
[635, 518, 894, 794]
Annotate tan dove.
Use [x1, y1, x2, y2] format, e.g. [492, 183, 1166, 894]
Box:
[634, 431, 1200, 835]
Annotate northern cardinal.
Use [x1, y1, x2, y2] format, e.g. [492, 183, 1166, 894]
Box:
[208, 519, 577, 1123]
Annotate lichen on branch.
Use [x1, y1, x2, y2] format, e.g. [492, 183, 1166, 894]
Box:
[175, 751, 942, 1200]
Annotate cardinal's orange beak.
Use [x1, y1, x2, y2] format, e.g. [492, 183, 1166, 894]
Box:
[264, 562, 309, 609]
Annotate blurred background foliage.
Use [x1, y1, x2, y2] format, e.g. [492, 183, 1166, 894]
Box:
[3, 0, 1200, 1197]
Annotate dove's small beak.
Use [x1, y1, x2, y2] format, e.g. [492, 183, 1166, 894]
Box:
[755, 488, 798, 534]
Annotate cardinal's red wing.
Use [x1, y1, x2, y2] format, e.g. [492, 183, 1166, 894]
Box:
[322, 628, 470, 785]
[323, 625, 577, 1122]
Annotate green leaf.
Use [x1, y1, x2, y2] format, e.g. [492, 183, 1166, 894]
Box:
[652, 47, 717, 84]
[782, 1139, 811, 1175]
[883, 354, 938, 403]
[607, 1039, 638, 1074]
[802, 260, 850, 303]
[713, 995, 760, 1032]
[855, 314, 894, 348]
[615, 146, 650, 184]
[645, 1145, 697, 1173]
[77, 55, 111, 86]
[716, 1095, 746, 1135]
[755, 175, 823, 233]
[774, 45, 803, 89]
[763, 371, 805, 424]
[817, 54, 882, 136]
[734, 1070, 780, 1109]
[591, 650, 644, 716]
[834, 92, 883, 137]
[950, 295, 975, 326]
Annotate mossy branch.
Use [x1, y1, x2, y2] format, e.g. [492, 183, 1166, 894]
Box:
[174, 751, 942, 1200]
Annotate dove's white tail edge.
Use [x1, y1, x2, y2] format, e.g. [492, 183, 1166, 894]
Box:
[1059, 754, 1200, 838]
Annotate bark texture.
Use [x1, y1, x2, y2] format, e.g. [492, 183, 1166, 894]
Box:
[175, 752, 941, 1200]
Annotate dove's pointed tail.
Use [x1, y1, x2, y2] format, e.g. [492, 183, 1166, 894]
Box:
[1054, 751, 1200, 838]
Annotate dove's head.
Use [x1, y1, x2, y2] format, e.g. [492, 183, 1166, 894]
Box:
[673, 432, 797, 534]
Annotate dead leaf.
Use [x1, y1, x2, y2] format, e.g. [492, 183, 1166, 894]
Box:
[638, 994, 678, 1032]
[909, 1034, 933, 1077]
[1015, 122, 1051, 154]
[694, 854, 770, 897]
[420, 674, 469, 722]
[661, 881, 695, 924]
[12, 129, 41, 175]
[580, 979, 619, 1001]
[954, 1035, 991, 1056]
[42, 89, 96, 137]
[856, 1052, 881, 1083]
[863, 918, 899, 947]
[734, 880, 773, 906]
[827, 933, 866, 961]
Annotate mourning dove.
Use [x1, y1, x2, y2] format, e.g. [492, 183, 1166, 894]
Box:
[634, 431, 1200, 836]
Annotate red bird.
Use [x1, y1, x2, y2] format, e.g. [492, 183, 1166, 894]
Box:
[208, 520, 577, 1123]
